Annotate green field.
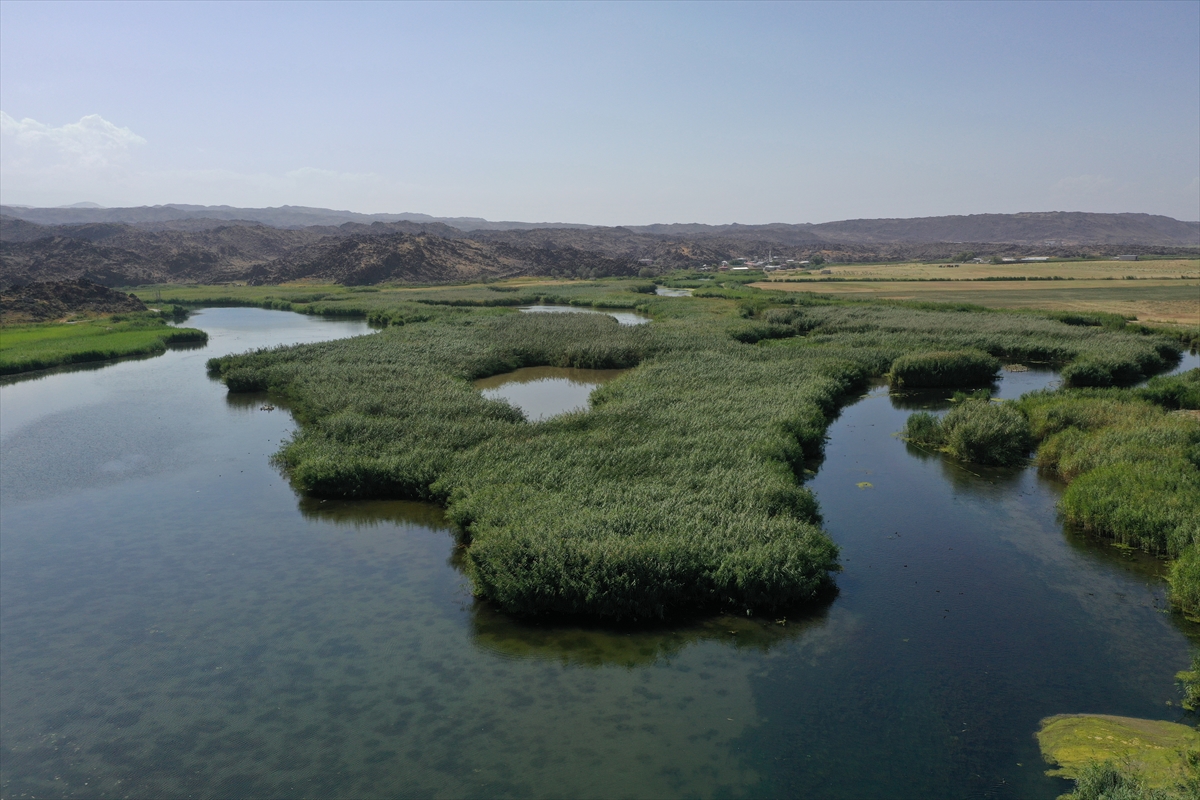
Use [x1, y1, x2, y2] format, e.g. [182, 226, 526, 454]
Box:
[0, 314, 209, 376]
[199, 277, 1187, 620]
[757, 277, 1200, 328]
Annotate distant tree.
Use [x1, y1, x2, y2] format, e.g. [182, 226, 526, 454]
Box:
[954, 251, 975, 262]
[638, 267, 654, 278]
[990, 256, 1004, 264]
[810, 255, 825, 267]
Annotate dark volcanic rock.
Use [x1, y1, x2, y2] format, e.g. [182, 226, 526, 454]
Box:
[1, 279, 148, 323]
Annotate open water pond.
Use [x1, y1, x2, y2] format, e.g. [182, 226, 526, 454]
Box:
[474, 367, 627, 422]
[654, 287, 692, 297]
[517, 304, 650, 325]
[1, 308, 1195, 799]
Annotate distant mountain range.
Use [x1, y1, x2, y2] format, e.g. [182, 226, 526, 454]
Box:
[0, 204, 594, 232]
[1, 206, 1196, 288]
[3, 205, 1197, 245]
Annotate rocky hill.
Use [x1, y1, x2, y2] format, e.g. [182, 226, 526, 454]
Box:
[2, 207, 1196, 288]
[801, 212, 1200, 246]
[258, 233, 639, 285]
[0, 279, 148, 323]
[0, 204, 592, 231]
[4, 205, 1196, 244]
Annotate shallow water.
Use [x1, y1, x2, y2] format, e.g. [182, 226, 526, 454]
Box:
[654, 287, 692, 297]
[517, 304, 650, 325]
[1, 309, 1194, 799]
[1169, 348, 1200, 375]
[474, 366, 627, 422]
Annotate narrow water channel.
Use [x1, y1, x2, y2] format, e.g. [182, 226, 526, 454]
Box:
[0, 309, 1194, 799]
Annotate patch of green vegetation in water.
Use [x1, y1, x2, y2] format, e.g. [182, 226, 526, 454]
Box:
[202, 279, 1183, 621]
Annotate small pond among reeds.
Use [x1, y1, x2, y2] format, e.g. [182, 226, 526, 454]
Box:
[517, 304, 650, 325]
[474, 366, 628, 421]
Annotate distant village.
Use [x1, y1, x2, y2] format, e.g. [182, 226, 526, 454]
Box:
[666, 252, 1143, 273]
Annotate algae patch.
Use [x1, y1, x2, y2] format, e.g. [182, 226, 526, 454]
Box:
[1036, 714, 1199, 788]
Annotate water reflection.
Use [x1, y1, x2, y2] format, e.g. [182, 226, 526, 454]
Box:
[298, 497, 455, 531]
[518, 304, 650, 326]
[474, 366, 628, 421]
[470, 596, 835, 668]
[0, 350, 165, 388]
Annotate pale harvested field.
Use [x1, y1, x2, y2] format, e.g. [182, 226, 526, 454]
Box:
[759, 258, 1199, 282]
[752, 278, 1200, 327]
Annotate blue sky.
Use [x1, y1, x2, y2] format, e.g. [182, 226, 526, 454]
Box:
[1, 1, 1197, 223]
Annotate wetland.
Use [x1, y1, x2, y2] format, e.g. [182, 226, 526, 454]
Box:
[2, 288, 1197, 798]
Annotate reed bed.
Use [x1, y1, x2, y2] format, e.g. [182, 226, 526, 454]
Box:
[1018, 377, 1200, 615]
[206, 280, 1184, 620]
[888, 350, 1001, 388]
[903, 399, 1032, 466]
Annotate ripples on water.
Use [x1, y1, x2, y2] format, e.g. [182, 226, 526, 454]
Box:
[0, 308, 1194, 799]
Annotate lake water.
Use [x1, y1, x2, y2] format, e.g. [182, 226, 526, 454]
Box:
[1, 309, 1194, 799]
[517, 305, 650, 326]
[474, 367, 628, 422]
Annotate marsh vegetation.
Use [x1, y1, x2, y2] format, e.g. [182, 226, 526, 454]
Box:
[4, 300, 1196, 798]
[203, 278, 1183, 620]
[0, 311, 208, 375]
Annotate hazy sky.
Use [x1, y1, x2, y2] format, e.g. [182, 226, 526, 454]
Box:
[1, 1, 1197, 224]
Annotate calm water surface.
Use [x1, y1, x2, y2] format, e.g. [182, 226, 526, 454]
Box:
[517, 305, 650, 325]
[474, 367, 628, 422]
[1, 309, 1194, 799]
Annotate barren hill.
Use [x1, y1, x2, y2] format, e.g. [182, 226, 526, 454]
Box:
[260, 233, 639, 285]
[803, 212, 1200, 246]
[2, 207, 1196, 288]
[0, 279, 147, 323]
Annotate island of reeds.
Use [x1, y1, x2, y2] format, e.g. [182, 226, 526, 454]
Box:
[202, 278, 1191, 621]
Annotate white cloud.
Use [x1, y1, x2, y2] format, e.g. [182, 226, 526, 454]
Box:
[1, 112, 146, 168]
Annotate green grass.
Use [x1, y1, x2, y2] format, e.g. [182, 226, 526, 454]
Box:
[0, 313, 208, 375]
[197, 278, 1186, 620]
